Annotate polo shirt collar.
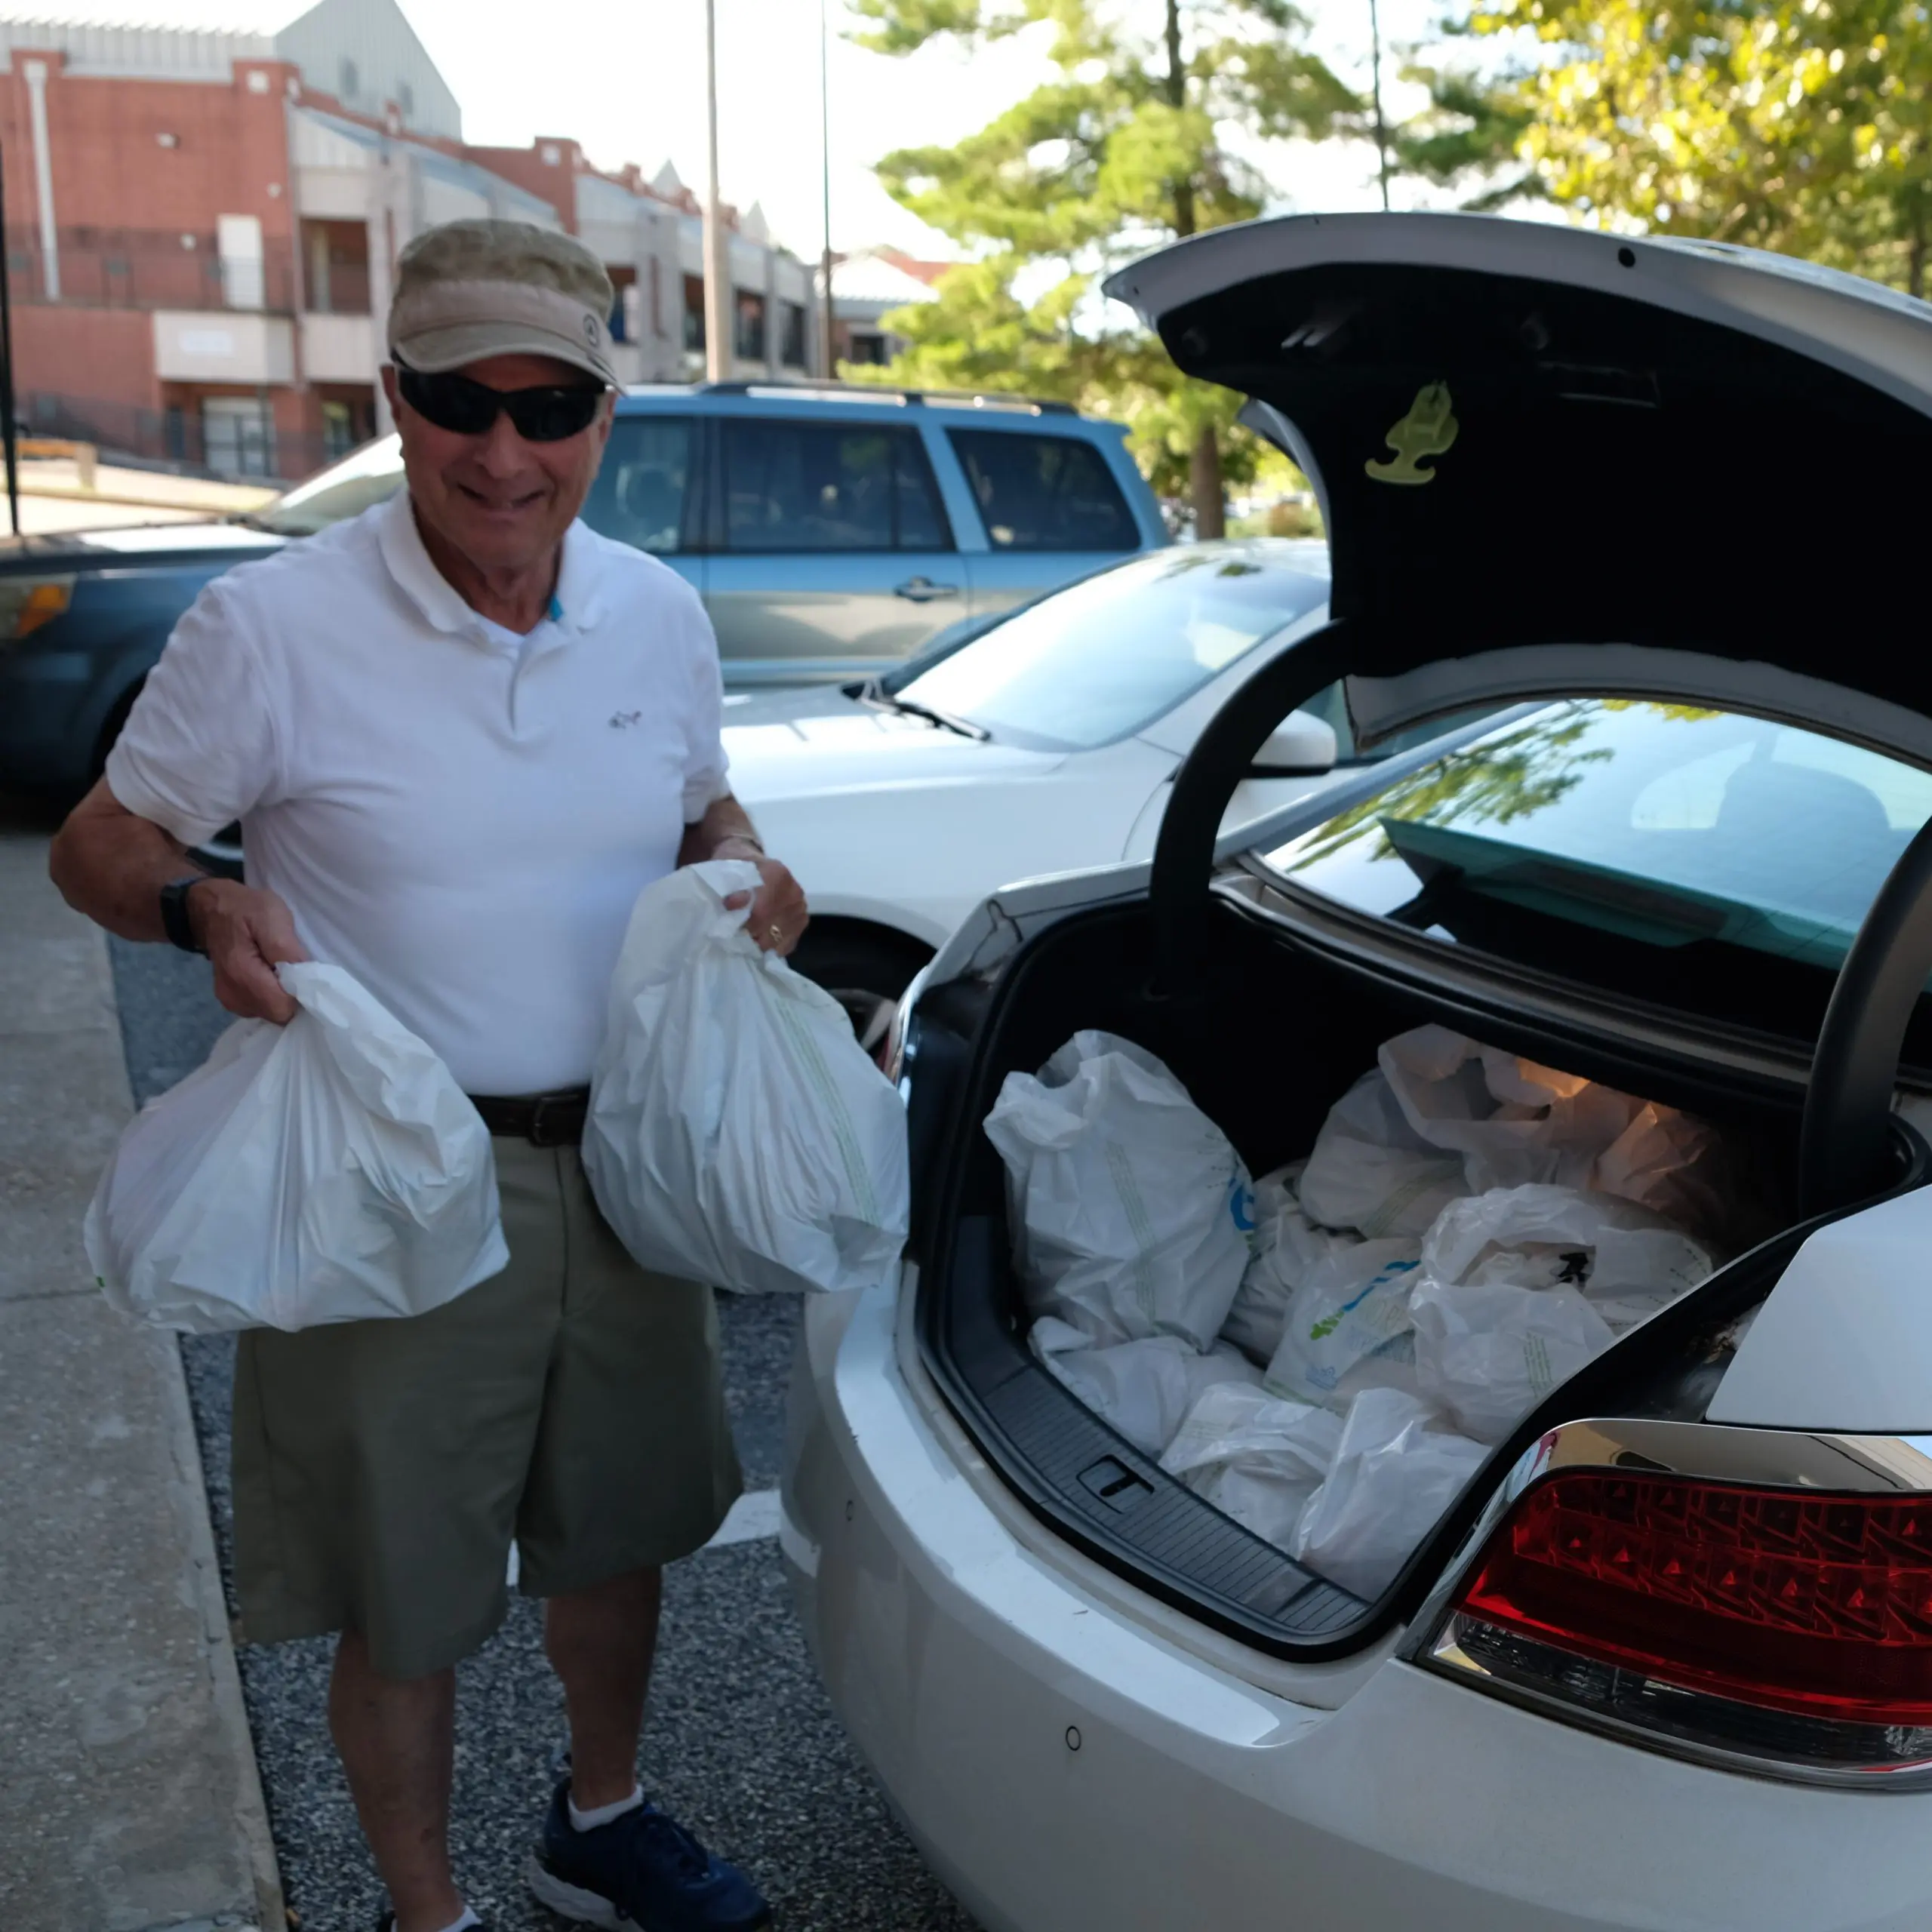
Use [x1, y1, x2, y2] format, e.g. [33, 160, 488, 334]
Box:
[377, 490, 608, 642]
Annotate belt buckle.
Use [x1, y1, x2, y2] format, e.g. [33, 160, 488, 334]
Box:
[528, 1093, 572, 1149]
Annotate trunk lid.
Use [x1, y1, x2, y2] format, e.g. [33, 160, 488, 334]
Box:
[1104, 214, 1932, 718]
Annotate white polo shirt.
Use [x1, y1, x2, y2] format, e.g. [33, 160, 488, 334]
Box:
[106, 490, 731, 1095]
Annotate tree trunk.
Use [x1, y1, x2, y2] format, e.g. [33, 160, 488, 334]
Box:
[1166, 0, 1219, 539]
[1164, 0, 1195, 238]
[1190, 425, 1225, 540]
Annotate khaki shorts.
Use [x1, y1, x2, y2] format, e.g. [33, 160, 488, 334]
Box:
[230, 1137, 742, 1680]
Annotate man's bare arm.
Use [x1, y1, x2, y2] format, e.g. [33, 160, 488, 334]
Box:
[678, 792, 808, 955]
[50, 781, 305, 1022]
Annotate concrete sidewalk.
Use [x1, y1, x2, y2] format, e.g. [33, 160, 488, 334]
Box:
[0, 808, 282, 1932]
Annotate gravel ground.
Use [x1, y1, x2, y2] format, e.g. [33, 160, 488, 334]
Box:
[110, 937, 977, 1932]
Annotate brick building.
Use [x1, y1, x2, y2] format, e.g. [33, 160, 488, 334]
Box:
[0, 0, 822, 479]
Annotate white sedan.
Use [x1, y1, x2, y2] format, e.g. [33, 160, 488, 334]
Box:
[728, 539, 1358, 1046]
[782, 212, 1932, 1931]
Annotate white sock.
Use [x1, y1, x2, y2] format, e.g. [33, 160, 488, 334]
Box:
[432, 1910, 481, 1932]
[569, 1783, 645, 1832]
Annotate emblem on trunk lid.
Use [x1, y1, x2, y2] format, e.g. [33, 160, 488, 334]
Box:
[1366, 381, 1459, 485]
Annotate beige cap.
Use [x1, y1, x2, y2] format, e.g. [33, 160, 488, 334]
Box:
[387, 218, 619, 386]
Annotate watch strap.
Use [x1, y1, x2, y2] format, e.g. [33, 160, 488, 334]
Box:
[160, 874, 210, 954]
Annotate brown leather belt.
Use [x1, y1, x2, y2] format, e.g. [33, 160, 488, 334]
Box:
[467, 1087, 590, 1148]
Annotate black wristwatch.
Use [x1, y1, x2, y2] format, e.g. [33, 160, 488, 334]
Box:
[160, 874, 211, 955]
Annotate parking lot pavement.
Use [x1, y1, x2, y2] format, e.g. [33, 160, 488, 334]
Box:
[110, 937, 979, 1932]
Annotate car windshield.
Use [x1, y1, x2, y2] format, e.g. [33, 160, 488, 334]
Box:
[247, 435, 404, 536]
[888, 543, 1330, 751]
[1260, 698, 1932, 1037]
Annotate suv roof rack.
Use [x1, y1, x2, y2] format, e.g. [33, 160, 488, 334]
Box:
[694, 379, 1078, 416]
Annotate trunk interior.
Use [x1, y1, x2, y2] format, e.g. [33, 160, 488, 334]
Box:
[916, 884, 1921, 1659]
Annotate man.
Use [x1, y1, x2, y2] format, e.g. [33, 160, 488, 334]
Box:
[49, 220, 798, 1932]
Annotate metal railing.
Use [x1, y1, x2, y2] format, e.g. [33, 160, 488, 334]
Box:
[4, 226, 304, 312]
[18, 389, 343, 483]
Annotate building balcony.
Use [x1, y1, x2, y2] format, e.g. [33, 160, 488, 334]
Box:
[152, 309, 295, 385]
[300, 311, 377, 384]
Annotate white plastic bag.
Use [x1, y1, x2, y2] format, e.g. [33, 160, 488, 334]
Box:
[1030, 1318, 1260, 1457]
[1379, 1026, 1717, 1220]
[986, 1030, 1254, 1349]
[1422, 1183, 1714, 1330]
[1410, 1184, 1714, 1441]
[1289, 1388, 1489, 1599]
[583, 861, 909, 1296]
[85, 962, 506, 1334]
[1159, 1381, 1342, 1547]
[1260, 1235, 1424, 1410]
[1296, 1071, 1467, 1239]
[1411, 1276, 1615, 1443]
[1220, 1165, 1309, 1361]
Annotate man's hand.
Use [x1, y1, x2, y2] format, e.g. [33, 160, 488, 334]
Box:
[718, 839, 808, 955]
[188, 879, 309, 1022]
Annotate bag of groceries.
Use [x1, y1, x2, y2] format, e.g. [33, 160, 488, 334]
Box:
[85, 962, 506, 1333]
[583, 860, 909, 1296]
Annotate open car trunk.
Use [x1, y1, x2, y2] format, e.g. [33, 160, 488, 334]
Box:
[905, 215, 1932, 1660]
[914, 879, 1928, 1659]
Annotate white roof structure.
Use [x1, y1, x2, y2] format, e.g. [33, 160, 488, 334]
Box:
[830, 247, 945, 322]
[0, 0, 461, 138]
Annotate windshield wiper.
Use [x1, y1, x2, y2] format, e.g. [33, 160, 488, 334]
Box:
[861, 684, 989, 741]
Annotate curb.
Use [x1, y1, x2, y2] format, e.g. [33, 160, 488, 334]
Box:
[157, 1328, 288, 1932]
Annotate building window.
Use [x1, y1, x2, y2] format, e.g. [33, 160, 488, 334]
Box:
[217, 214, 265, 311]
[683, 273, 705, 355]
[846, 330, 888, 366]
[780, 300, 807, 371]
[397, 80, 414, 117]
[607, 266, 638, 343]
[302, 220, 371, 315]
[202, 396, 276, 478]
[339, 56, 358, 100]
[734, 290, 766, 364]
[320, 401, 355, 463]
[651, 258, 666, 339]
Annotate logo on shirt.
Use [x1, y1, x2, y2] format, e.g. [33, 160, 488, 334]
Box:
[609, 709, 644, 730]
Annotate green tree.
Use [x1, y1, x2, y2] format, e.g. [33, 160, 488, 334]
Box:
[849, 0, 1359, 531]
[1403, 1, 1932, 294]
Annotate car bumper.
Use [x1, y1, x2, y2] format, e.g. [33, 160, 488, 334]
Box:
[0, 647, 104, 789]
[782, 1269, 1932, 1932]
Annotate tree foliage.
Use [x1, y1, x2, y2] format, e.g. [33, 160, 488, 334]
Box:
[1406, 2, 1932, 294]
[847, 1, 1361, 520]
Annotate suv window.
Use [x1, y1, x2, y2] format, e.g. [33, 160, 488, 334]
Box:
[580, 416, 691, 554]
[722, 420, 951, 553]
[949, 429, 1137, 552]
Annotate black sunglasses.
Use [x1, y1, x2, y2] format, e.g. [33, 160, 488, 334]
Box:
[395, 360, 607, 443]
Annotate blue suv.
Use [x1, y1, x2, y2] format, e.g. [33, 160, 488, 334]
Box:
[0, 382, 1164, 795]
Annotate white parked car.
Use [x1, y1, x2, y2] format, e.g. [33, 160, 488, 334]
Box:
[727, 540, 1395, 1047]
[781, 212, 1932, 1931]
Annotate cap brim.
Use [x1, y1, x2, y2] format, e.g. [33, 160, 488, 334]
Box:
[392, 320, 617, 386]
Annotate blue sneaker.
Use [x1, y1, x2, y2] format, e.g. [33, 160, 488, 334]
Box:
[525, 1781, 771, 1930]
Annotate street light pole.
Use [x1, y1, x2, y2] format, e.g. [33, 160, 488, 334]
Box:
[702, 0, 732, 383]
[1367, 0, 1392, 213]
[819, 0, 837, 379]
[0, 141, 19, 537]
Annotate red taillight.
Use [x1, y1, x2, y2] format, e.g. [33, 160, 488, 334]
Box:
[1454, 1469, 1932, 1725]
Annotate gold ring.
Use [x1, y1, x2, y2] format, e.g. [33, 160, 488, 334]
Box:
[768, 922, 783, 943]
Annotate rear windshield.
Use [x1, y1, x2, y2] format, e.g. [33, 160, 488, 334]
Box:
[1260, 700, 1932, 1035]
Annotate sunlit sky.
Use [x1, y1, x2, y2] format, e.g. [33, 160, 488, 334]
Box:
[398, 0, 1458, 263]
